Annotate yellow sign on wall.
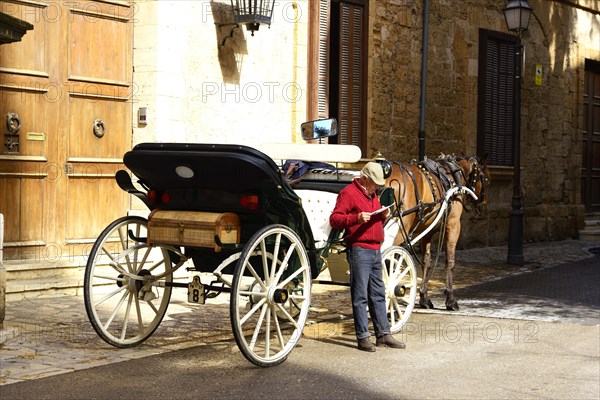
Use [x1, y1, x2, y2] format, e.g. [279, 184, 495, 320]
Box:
[535, 64, 543, 86]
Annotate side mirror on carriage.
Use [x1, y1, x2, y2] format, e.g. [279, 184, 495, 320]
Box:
[301, 118, 338, 141]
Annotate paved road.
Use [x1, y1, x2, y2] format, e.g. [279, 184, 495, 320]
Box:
[453, 255, 600, 325]
[0, 312, 598, 400]
[1, 241, 599, 399]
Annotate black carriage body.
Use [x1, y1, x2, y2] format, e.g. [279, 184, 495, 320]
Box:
[120, 142, 320, 277]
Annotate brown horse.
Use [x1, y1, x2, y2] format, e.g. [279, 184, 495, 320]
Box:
[382, 154, 490, 311]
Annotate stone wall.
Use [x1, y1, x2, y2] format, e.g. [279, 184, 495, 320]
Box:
[367, 0, 600, 247]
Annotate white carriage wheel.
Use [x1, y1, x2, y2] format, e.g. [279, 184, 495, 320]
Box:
[84, 216, 173, 347]
[230, 225, 312, 367]
[382, 246, 417, 333]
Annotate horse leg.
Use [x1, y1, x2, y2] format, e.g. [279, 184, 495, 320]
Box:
[419, 239, 435, 309]
[444, 209, 462, 311]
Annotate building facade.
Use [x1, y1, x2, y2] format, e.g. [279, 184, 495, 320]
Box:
[0, 0, 599, 267]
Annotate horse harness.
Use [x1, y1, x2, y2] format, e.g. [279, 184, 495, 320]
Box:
[388, 155, 484, 246]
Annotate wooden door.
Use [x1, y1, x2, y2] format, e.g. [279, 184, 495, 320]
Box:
[582, 60, 600, 212]
[0, 1, 133, 261]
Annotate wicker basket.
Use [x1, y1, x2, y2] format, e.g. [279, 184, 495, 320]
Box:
[147, 210, 240, 252]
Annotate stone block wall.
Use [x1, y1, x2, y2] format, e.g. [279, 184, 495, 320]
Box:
[367, 0, 599, 247]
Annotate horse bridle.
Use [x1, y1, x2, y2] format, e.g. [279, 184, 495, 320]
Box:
[465, 157, 489, 210]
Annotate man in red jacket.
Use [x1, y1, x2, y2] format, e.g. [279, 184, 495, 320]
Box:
[330, 162, 406, 352]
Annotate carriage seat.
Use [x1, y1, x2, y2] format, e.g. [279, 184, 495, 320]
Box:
[260, 143, 362, 164]
[294, 189, 340, 249]
[260, 142, 361, 183]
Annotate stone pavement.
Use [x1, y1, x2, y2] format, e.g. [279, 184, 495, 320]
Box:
[0, 239, 598, 386]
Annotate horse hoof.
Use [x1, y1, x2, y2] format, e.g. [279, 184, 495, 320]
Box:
[419, 298, 435, 309]
[446, 301, 459, 311]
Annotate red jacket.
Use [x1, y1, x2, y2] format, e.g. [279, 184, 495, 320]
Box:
[329, 179, 385, 250]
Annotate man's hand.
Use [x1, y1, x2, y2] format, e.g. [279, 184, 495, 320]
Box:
[358, 212, 371, 224]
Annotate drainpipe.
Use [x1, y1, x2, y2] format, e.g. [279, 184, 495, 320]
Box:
[1, 213, 5, 326]
[418, 0, 430, 161]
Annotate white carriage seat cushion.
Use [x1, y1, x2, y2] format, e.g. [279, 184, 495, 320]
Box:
[294, 189, 339, 249]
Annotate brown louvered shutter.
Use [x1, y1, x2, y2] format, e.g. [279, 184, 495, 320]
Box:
[477, 29, 518, 166]
[337, 2, 363, 147]
[317, 0, 330, 120]
[307, 0, 329, 122]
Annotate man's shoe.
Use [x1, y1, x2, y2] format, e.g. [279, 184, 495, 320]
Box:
[376, 334, 406, 349]
[357, 338, 376, 352]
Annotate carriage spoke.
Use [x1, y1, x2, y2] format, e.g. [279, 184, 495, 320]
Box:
[146, 257, 165, 274]
[120, 292, 134, 341]
[135, 294, 144, 330]
[260, 240, 269, 284]
[278, 264, 307, 289]
[117, 226, 135, 274]
[93, 274, 126, 283]
[146, 298, 159, 314]
[244, 261, 269, 291]
[276, 303, 300, 328]
[103, 290, 129, 331]
[382, 263, 390, 281]
[271, 307, 285, 349]
[270, 233, 282, 283]
[94, 285, 127, 308]
[101, 247, 129, 276]
[392, 298, 403, 319]
[288, 293, 307, 301]
[249, 303, 268, 351]
[135, 246, 152, 273]
[265, 308, 272, 357]
[273, 242, 296, 284]
[389, 301, 397, 326]
[397, 265, 411, 281]
[240, 298, 267, 325]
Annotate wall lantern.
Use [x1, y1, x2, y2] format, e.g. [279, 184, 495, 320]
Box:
[231, 0, 275, 36]
[502, 0, 532, 265]
[503, 0, 532, 33]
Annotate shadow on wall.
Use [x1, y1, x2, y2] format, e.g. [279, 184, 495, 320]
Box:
[211, 0, 248, 84]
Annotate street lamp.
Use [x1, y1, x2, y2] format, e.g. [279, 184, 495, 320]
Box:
[231, 0, 276, 36]
[503, 0, 532, 265]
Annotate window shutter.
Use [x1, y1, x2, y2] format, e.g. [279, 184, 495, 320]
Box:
[317, 0, 330, 119]
[338, 2, 363, 147]
[478, 29, 517, 166]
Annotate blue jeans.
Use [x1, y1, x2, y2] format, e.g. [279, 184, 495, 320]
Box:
[347, 246, 391, 340]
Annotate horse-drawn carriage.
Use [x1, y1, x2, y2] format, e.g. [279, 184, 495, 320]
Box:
[83, 118, 487, 367]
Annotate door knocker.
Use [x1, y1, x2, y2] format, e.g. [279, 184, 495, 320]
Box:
[3, 112, 21, 153]
[93, 119, 106, 138]
[7, 112, 21, 133]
